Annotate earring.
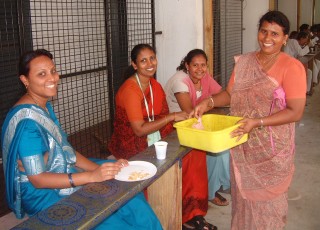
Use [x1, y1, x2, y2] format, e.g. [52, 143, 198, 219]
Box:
[283, 41, 287, 46]
[25, 84, 28, 89]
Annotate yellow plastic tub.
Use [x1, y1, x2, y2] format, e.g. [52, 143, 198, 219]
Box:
[173, 114, 248, 153]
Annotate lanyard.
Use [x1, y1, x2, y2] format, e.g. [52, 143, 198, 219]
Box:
[135, 73, 154, 122]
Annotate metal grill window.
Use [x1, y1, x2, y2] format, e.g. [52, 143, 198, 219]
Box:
[213, 0, 243, 88]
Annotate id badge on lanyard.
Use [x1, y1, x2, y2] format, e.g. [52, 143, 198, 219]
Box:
[136, 73, 161, 146]
[147, 131, 161, 146]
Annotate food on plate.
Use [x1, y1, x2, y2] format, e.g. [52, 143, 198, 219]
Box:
[128, 171, 151, 181]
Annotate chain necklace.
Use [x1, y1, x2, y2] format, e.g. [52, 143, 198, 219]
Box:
[27, 93, 49, 113]
[257, 51, 280, 71]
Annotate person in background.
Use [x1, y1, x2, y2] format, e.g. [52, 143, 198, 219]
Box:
[1, 49, 163, 229]
[164, 49, 230, 209]
[309, 24, 319, 46]
[288, 31, 298, 40]
[284, 31, 310, 58]
[309, 24, 320, 85]
[108, 44, 217, 229]
[284, 31, 312, 94]
[299, 23, 310, 33]
[191, 11, 306, 229]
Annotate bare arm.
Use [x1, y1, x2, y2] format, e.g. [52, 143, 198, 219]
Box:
[74, 151, 99, 171]
[175, 92, 193, 113]
[27, 157, 129, 189]
[191, 89, 231, 118]
[130, 111, 188, 137]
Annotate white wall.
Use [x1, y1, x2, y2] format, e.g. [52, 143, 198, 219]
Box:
[278, 0, 297, 32]
[300, 0, 314, 26]
[242, 0, 269, 53]
[155, 0, 203, 86]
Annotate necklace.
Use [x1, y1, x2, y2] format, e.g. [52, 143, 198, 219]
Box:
[257, 51, 280, 70]
[27, 93, 48, 113]
[191, 78, 200, 84]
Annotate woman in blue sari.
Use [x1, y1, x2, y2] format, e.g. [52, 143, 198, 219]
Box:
[1, 49, 162, 229]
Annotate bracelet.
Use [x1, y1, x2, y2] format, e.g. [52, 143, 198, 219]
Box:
[165, 115, 168, 124]
[68, 173, 76, 188]
[259, 119, 264, 129]
[174, 112, 176, 121]
[208, 96, 214, 109]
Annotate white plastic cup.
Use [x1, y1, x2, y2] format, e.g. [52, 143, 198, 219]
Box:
[154, 141, 168, 160]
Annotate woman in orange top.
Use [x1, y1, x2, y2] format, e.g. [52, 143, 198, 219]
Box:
[108, 44, 187, 158]
[192, 11, 306, 229]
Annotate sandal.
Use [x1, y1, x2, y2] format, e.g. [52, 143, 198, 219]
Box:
[182, 215, 218, 230]
[209, 192, 229, 206]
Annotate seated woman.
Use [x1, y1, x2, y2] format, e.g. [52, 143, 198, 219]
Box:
[1, 49, 162, 229]
[164, 49, 230, 209]
[108, 44, 216, 229]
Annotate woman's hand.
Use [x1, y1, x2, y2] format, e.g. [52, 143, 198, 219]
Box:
[189, 99, 210, 119]
[173, 111, 189, 122]
[230, 118, 260, 141]
[90, 159, 129, 182]
[28, 159, 129, 189]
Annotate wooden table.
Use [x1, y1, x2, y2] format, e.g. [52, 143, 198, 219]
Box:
[298, 49, 320, 70]
[13, 131, 191, 230]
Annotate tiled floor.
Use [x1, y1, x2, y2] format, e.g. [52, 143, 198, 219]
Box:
[2, 85, 320, 230]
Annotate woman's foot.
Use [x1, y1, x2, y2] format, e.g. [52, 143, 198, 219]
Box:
[209, 192, 229, 206]
[182, 215, 217, 230]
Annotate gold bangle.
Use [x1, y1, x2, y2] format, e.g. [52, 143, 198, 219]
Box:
[259, 119, 264, 129]
[208, 96, 214, 109]
[165, 115, 168, 124]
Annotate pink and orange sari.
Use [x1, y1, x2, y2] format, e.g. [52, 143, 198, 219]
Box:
[229, 52, 297, 229]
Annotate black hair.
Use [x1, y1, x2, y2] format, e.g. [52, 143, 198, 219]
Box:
[299, 24, 310, 32]
[289, 31, 298, 39]
[297, 31, 309, 40]
[122, 44, 156, 81]
[258, 10, 290, 35]
[19, 49, 53, 76]
[310, 24, 319, 33]
[176, 49, 208, 73]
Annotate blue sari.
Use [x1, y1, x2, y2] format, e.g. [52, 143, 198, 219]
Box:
[1, 103, 162, 229]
